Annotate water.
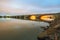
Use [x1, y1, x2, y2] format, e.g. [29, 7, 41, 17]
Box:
[0, 18, 49, 40]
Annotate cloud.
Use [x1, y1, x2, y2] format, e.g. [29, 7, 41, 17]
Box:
[0, 0, 60, 15]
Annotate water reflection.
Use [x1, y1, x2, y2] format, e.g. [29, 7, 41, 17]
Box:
[0, 18, 49, 40]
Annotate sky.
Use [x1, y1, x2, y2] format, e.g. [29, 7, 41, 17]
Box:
[0, 0, 60, 15]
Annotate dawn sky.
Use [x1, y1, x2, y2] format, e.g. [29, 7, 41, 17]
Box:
[0, 0, 60, 15]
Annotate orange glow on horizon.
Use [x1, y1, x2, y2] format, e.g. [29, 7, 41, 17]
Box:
[30, 15, 36, 20]
[40, 15, 55, 21]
